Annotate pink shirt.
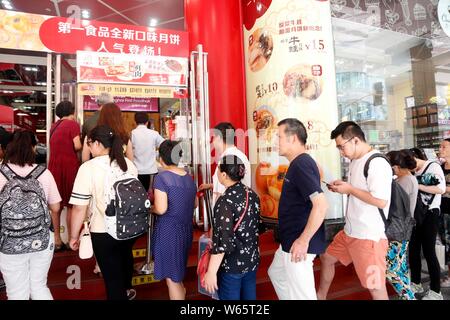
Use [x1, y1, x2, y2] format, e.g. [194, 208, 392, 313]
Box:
[0, 164, 62, 205]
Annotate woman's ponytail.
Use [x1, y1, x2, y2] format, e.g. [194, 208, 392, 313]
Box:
[110, 134, 128, 172]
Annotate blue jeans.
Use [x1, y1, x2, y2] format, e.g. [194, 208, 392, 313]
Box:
[218, 270, 257, 300]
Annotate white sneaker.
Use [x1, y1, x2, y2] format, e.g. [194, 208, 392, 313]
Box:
[421, 290, 443, 300]
[127, 289, 136, 300]
[410, 282, 424, 294]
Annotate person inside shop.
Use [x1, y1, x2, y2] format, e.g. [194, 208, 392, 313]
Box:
[203, 155, 260, 300]
[318, 121, 392, 300]
[131, 112, 164, 192]
[152, 140, 197, 300]
[438, 139, 450, 289]
[198, 122, 251, 205]
[408, 147, 446, 300]
[82, 103, 133, 162]
[267, 118, 328, 300]
[48, 101, 82, 252]
[81, 92, 114, 143]
[69, 125, 139, 300]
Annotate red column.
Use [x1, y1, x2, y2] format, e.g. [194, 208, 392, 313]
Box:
[184, 0, 248, 155]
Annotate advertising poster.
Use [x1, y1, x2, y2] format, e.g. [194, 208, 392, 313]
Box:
[77, 51, 188, 87]
[243, 0, 342, 223]
[0, 9, 188, 57]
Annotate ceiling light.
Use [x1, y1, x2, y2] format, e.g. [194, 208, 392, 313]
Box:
[3, 3, 13, 10]
[82, 9, 90, 19]
[149, 18, 158, 27]
[14, 99, 25, 103]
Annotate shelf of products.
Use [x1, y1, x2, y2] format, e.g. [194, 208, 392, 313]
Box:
[406, 103, 447, 150]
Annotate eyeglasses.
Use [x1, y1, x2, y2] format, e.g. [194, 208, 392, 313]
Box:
[336, 137, 354, 151]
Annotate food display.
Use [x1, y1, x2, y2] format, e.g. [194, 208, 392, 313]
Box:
[253, 107, 277, 142]
[77, 51, 188, 86]
[283, 64, 323, 100]
[248, 28, 273, 72]
[0, 11, 46, 51]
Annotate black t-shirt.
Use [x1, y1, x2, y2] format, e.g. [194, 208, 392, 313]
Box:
[278, 153, 326, 254]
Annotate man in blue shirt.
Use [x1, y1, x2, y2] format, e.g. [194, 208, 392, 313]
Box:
[268, 118, 328, 300]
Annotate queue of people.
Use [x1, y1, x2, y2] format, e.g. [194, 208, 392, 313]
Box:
[0, 106, 449, 301]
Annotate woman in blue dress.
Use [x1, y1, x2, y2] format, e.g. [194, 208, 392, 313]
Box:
[152, 140, 197, 300]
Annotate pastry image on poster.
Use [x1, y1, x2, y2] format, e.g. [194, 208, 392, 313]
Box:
[248, 28, 274, 72]
[0, 11, 46, 51]
[283, 64, 323, 100]
[253, 105, 277, 141]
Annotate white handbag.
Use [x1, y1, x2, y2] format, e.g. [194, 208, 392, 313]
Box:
[79, 221, 93, 259]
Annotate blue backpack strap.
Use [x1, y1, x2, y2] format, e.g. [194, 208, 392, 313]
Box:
[0, 164, 17, 181]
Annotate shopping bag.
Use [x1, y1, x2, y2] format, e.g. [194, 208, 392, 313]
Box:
[197, 233, 218, 299]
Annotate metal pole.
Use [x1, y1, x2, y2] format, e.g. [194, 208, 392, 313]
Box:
[55, 54, 61, 105]
[46, 53, 53, 165]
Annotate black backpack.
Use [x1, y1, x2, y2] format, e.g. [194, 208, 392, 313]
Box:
[0, 164, 51, 254]
[103, 166, 150, 240]
[413, 162, 437, 226]
[364, 154, 416, 242]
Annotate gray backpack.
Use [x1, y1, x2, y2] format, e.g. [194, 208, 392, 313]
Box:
[364, 154, 416, 242]
[0, 165, 51, 254]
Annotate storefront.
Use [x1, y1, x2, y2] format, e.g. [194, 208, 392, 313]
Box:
[1, 0, 450, 223]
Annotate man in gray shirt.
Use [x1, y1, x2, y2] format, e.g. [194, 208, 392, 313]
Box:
[131, 112, 164, 191]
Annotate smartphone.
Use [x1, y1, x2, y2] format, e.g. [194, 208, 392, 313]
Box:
[322, 180, 332, 187]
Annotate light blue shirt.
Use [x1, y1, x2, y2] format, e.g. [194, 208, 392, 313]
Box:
[131, 125, 164, 174]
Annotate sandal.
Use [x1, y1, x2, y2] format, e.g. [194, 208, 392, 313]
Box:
[54, 243, 67, 252]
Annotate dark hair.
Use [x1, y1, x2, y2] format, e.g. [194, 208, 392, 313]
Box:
[213, 122, 235, 145]
[134, 112, 149, 125]
[0, 126, 11, 151]
[55, 100, 75, 118]
[88, 125, 127, 172]
[330, 121, 366, 142]
[409, 147, 427, 161]
[277, 118, 308, 145]
[98, 103, 130, 144]
[219, 155, 246, 182]
[386, 149, 417, 170]
[444, 138, 450, 144]
[159, 140, 183, 166]
[3, 129, 37, 166]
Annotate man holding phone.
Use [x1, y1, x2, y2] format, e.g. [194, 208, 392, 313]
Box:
[317, 121, 392, 300]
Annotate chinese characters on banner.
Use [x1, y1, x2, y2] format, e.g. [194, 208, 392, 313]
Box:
[77, 51, 188, 87]
[0, 9, 188, 57]
[243, 0, 342, 222]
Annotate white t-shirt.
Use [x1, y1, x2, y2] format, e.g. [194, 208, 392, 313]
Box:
[131, 125, 164, 174]
[344, 150, 392, 241]
[415, 160, 446, 210]
[69, 155, 138, 233]
[212, 146, 251, 205]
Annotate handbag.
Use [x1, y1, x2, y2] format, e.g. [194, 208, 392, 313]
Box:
[197, 188, 250, 290]
[78, 221, 93, 259]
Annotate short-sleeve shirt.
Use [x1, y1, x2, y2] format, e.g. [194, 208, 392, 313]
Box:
[131, 125, 164, 174]
[415, 160, 446, 210]
[396, 175, 418, 217]
[0, 164, 61, 205]
[211, 182, 260, 274]
[278, 153, 326, 254]
[344, 150, 392, 241]
[69, 155, 138, 233]
[212, 146, 251, 205]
